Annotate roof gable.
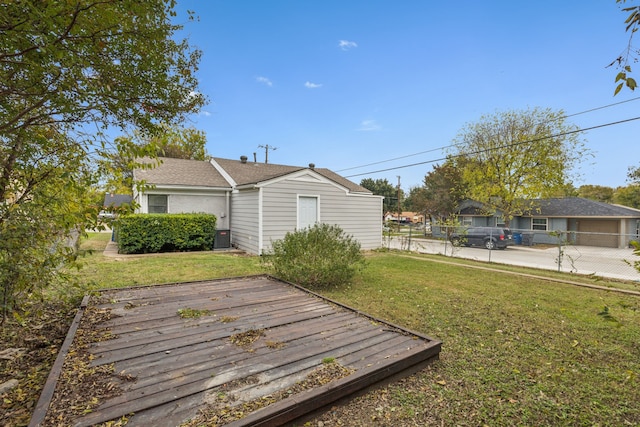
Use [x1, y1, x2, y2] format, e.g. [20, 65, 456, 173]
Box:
[212, 157, 302, 186]
[212, 157, 372, 194]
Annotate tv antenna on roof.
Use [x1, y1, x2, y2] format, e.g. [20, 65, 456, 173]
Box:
[258, 144, 277, 164]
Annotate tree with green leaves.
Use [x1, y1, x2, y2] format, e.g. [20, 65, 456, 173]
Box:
[142, 123, 209, 161]
[450, 107, 590, 226]
[577, 184, 615, 203]
[360, 178, 403, 214]
[610, 0, 639, 94]
[1, 0, 204, 318]
[421, 160, 469, 222]
[614, 185, 640, 208]
[101, 124, 209, 193]
[612, 165, 640, 208]
[403, 186, 428, 214]
[628, 164, 640, 183]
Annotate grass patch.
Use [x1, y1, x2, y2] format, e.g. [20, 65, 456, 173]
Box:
[68, 244, 263, 296]
[317, 251, 640, 426]
[79, 232, 112, 251]
[394, 250, 640, 293]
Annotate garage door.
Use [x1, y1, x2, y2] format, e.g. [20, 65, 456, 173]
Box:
[576, 220, 618, 248]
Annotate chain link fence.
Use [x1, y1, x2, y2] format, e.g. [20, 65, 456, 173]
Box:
[383, 224, 640, 282]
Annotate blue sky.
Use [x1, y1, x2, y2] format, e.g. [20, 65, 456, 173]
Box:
[174, 1, 639, 191]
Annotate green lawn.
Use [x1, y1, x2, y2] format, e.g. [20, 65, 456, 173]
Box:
[10, 233, 640, 426]
[72, 233, 264, 292]
[318, 251, 640, 426]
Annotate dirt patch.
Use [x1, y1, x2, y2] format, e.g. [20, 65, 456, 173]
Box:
[39, 304, 137, 426]
[0, 303, 76, 426]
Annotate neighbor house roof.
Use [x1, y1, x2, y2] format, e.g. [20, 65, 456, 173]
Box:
[103, 194, 133, 208]
[527, 197, 640, 218]
[133, 157, 231, 188]
[457, 200, 488, 216]
[212, 157, 372, 194]
[457, 197, 640, 218]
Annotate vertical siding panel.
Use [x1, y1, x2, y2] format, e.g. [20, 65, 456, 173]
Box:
[230, 189, 260, 254]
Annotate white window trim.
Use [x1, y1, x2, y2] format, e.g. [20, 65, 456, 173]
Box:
[531, 217, 548, 231]
[148, 194, 168, 213]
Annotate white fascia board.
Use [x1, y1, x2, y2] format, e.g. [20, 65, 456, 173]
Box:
[144, 184, 231, 193]
[210, 158, 237, 187]
[235, 184, 259, 191]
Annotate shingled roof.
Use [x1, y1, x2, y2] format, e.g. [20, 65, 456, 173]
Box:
[133, 157, 231, 188]
[212, 157, 372, 194]
[529, 197, 640, 218]
[212, 157, 303, 186]
[133, 157, 373, 194]
[458, 197, 640, 218]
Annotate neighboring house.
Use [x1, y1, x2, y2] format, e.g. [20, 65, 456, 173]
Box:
[384, 211, 424, 224]
[100, 193, 133, 219]
[103, 193, 133, 210]
[133, 156, 383, 254]
[450, 197, 640, 248]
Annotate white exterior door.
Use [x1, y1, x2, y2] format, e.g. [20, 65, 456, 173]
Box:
[298, 196, 318, 229]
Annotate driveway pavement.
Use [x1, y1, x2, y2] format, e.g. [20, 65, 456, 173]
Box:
[386, 236, 640, 282]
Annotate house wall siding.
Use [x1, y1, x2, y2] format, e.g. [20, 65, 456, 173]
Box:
[260, 177, 382, 254]
[230, 189, 260, 254]
[137, 189, 229, 229]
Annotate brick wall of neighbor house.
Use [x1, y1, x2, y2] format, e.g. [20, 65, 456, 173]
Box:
[230, 189, 260, 254]
[259, 175, 382, 254]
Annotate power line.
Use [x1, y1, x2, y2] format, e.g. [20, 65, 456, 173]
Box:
[344, 115, 640, 178]
[336, 96, 640, 173]
[563, 96, 640, 119]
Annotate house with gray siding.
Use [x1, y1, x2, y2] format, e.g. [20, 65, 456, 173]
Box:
[133, 156, 383, 254]
[451, 197, 640, 248]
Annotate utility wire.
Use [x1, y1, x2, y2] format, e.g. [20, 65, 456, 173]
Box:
[336, 96, 640, 173]
[344, 116, 640, 178]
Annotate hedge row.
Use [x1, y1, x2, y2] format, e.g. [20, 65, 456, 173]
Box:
[117, 213, 217, 254]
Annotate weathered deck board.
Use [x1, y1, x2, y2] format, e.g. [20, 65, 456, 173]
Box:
[31, 275, 441, 427]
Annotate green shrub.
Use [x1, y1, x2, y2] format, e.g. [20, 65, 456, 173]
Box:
[117, 213, 216, 254]
[263, 223, 366, 288]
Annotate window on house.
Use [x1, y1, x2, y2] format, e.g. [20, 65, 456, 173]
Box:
[532, 218, 548, 231]
[495, 216, 506, 227]
[148, 195, 168, 213]
[461, 216, 472, 226]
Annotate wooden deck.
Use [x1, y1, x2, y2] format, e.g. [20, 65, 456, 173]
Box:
[31, 275, 441, 426]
